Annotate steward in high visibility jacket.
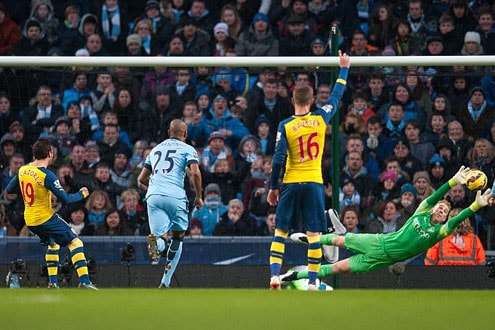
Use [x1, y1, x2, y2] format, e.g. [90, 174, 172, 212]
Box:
[424, 215, 486, 266]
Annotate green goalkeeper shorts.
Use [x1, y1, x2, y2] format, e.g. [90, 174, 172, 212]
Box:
[344, 233, 396, 274]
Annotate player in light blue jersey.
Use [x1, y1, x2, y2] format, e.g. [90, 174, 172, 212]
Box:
[138, 119, 203, 288]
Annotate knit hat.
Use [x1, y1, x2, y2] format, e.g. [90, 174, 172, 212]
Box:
[382, 45, 396, 56]
[9, 121, 24, 133]
[75, 48, 90, 56]
[429, 154, 445, 167]
[54, 116, 71, 128]
[127, 34, 142, 46]
[205, 183, 221, 195]
[213, 94, 227, 102]
[426, 34, 443, 45]
[311, 38, 325, 47]
[393, 136, 410, 150]
[26, 19, 41, 30]
[400, 183, 417, 198]
[380, 170, 398, 183]
[286, 14, 304, 25]
[214, 22, 229, 35]
[156, 85, 171, 95]
[145, 0, 160, 12]
[190, 218, 203, 230]
[208, 131, 226, 143]
[469, 86, 484, 98]
[464, 31, 480, 44]
[0, 133, 14, 146]
[340, 175, 355, 188]
[413, 171, 431, 185]
[252, 12, 269, 25]
[255, 115, 270, 128]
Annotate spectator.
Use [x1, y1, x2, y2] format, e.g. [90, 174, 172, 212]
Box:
[124, 33, 147, 56]
[20, 85, 64, 146]
[91, 69, 116, 114]
[1, 152, 23, 192]
[425, 209, 486, 266]
[96, 123, 131, 166]
[61, 71, 92, 111]
[338, 175, 361, 211]
[191, 67, 215, 101]
[271, 0, 319, 38]
[28, 0, 59, 46]
[67, 203, 95, 236]
[381, 103, 406, 140]
[190, 94, 249, 150]
[456, 86, 495, 141]
[235, 12, 279, 58]
[0, 92, 20, 138]
[341, 133, 379, 181]
[112, 87, 143, 143]
[346, 89, 375, 125]
[139, 63, 175, 115]
[82, 33, 108, 56]
[437, 13, 462, 55]
[211, 22, 235, 56]
[162, 33, 185, 56]
[132, 18, 161, 56]
[365, 200, 404, 234]
[247, 155, 274, 224]
[391, 135, 424, 179]
[92, 111, 132, 148]
[141, 0, 176, 47]
[413, 170, 435, 201]
[465, 138, 495, 185]
[363, 116, 394, 166]
[42, 116, 77, 157]
[397, 182, 419, 221]
[87, 162, 123, 207]
[9, 121, 31, 162]
[254, 115, 275, 156]
[480, 67, 495, 107]
[476, 7, 495, 55]
[245, 79, 293, 136]
[404, 119, 436, 168]
[346, 30, 380, 90]
[176, 0, 215, 35]
[279, 14, 315, 56]
[372, 170, 400, 208]
[428, 154, 448, 190]
[428, 93, 455, 128]
[364, 72, 389, 113]
[112, 65, 142, 104]
[96, 208, 129, 236]
[191, 183, 228, 236]
[0, 2, 21, 55]
[170, 67, 196, 104]
[66, 101, 93, 145]
[406, 0, 436, 52]
[85, 189, 113, 227]
[10, 18, 49, 56]
[341, 150, 376, 199]
[94, 0, 129, 55]
[147, 85, 182, 143]
[391, 18, 419, 56]
[258, 207, 276, 236]
[110, 149, 132, 209]
[84, 140, 100, 169]
[60, 12, 98, 57]
[405, 69, 431, 115]
[212, 65, 249, 101]
[220, 4, 243, 40]
[187, 218, 203, 238]
[213, 198, 258, 236]
[445, 0, 478, 49]
[340, 205, 361, 234]
[119, 188, 149, 235]
[367, 3, 396, 50]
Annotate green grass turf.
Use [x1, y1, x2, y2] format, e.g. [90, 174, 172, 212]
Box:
[1, 289, 494, 330]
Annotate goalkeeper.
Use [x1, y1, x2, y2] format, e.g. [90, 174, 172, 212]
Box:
[283, 166, 494, 281]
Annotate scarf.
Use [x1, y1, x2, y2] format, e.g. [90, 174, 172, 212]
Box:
[407, 14, 424, 33]
[141, 35, 151, 54]
[80, 104, 100, 130]
[101, 5, 121, 41]
[264, 97, 276, 111]
[37, 104, 51, 120]
[467, 100, 486, 121]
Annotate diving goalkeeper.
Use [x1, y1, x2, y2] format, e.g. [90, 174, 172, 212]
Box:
[282, 166, 494, 282]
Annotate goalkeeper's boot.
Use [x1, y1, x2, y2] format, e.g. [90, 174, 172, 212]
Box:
[78, 282, 99, 290]
[147, 234, 160, 264]
[326, 209, 346, 234]
[290, 232, 308, 244]
[270, 275, 281, 290]
[280, 271, 299, 282]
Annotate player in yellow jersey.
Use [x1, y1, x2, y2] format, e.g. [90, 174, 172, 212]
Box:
[267, 50, 350, 290]
[3, 138, 98, 289]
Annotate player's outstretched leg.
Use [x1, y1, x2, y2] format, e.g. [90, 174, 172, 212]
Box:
[160, 236, 183, 287]
[46, 243, 60, 288]
[281, 264, 334, 282]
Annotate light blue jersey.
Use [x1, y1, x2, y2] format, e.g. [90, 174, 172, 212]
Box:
[144, 138, 199, 200]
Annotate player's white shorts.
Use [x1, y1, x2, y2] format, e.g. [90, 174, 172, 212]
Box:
[146, 194, 189, 235]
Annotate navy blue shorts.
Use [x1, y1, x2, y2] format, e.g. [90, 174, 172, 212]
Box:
[28, 214, 77, 247]
[275, 182, 326, 232]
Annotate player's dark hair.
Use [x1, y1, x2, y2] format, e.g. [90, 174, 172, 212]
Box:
[32, 138, 52, 160]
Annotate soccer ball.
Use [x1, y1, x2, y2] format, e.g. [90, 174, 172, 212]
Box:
[465, 170, 488, 191]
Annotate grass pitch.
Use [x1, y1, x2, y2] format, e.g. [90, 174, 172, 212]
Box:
[1, 289, 494, 330]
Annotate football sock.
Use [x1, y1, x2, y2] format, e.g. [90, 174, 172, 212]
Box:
[68, 238, 90, 285]
[157, 236, 167, 253]
[297, 264, 333, 280]
[162, 238, 183, 287]
[307, 234, 322, 283]
[320, 233, 338, 245]
[46, 243, 60, 285]
[270, 229, 288, 276]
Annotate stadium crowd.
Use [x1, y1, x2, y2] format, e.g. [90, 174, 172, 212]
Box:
[0, 0, 495, 251]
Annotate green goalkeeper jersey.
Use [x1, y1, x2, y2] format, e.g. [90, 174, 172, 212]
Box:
[379, 181, 474, 262]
